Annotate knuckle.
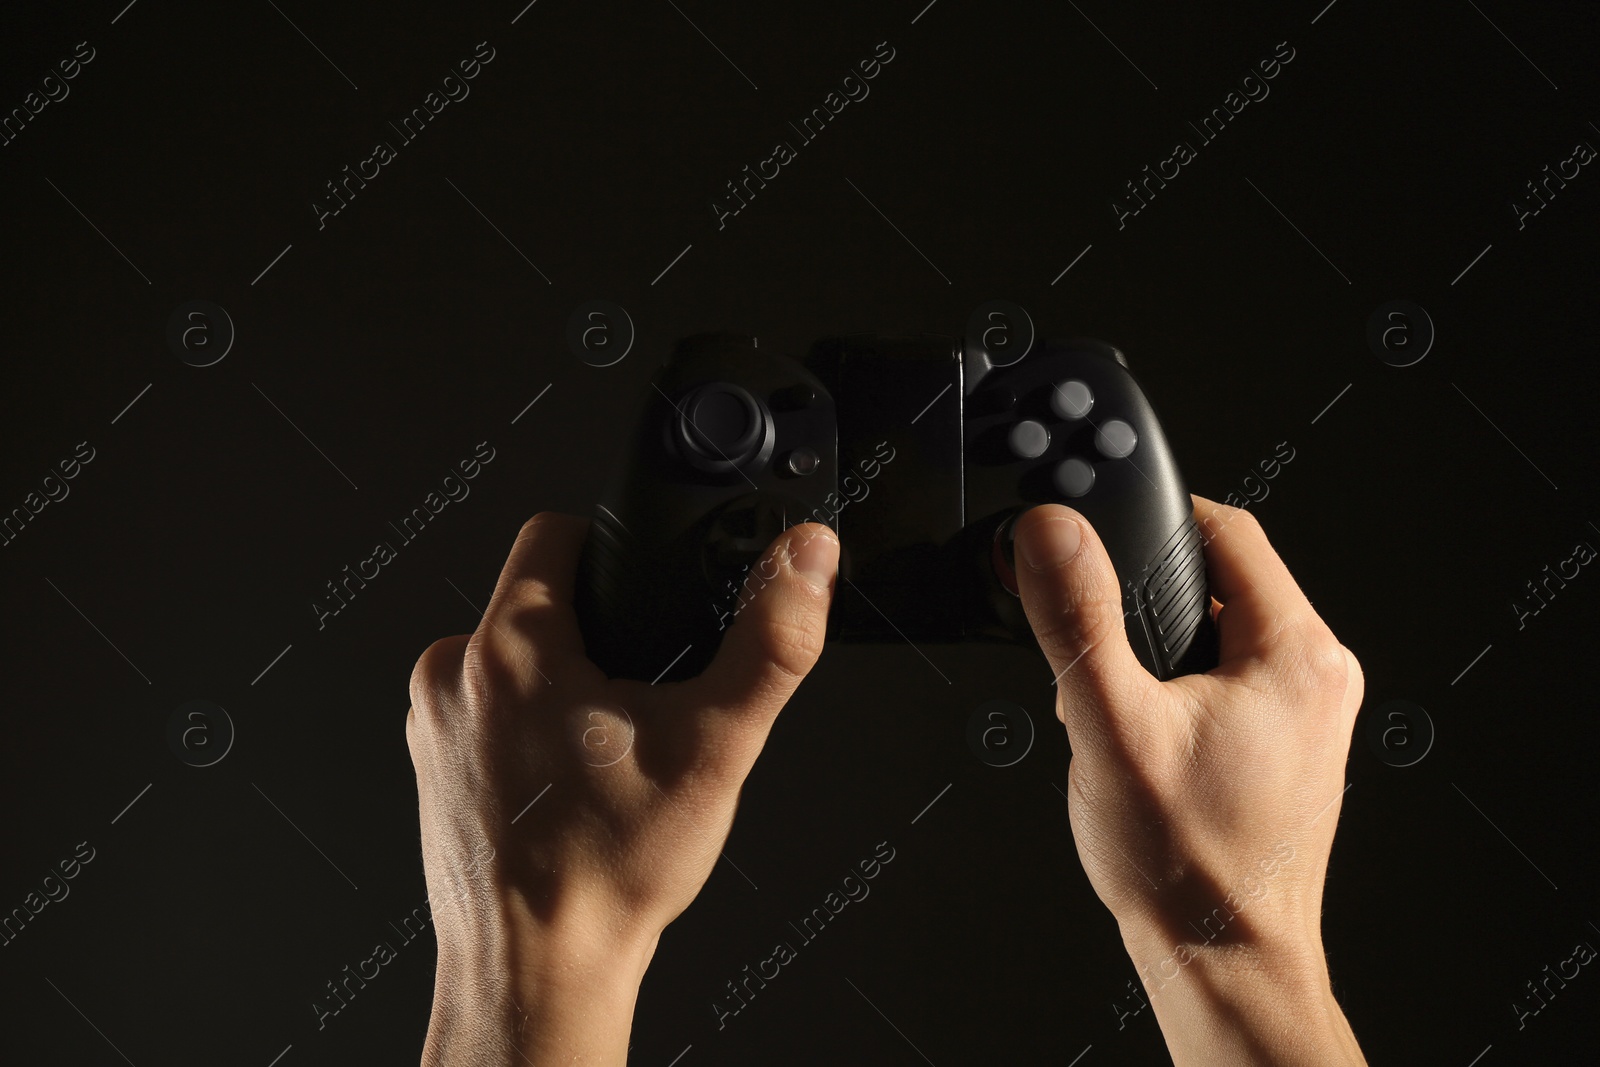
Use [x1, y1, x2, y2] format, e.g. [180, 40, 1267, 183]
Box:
[490, 572, 566, 625]
[512, 511, 577, 556]
[461, 629, 522, 707]
[756, 610, 824, 684]
[500, 514, 556, 575]
[1337, 642, 1365, 704]
[1286, 621, 1350, 696]
[1227, 506, 1264, 539]
[409, 635, 467, 707]
[1077, 603, 1125, 666]
[1025, 604, 1074, 653]
[518, 511, 559, 539]
[1034, 587, 1123, 664]
[1193, 503, 1226, 538]
[1340, 643, 1364, 686]
[1197, 500, 1255, 542]
[497, 597, 570, 639]
[404, 705, 430, 763]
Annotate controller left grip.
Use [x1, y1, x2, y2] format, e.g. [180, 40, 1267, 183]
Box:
[573, 505, 640, 678]
[574, 505, 714, 683]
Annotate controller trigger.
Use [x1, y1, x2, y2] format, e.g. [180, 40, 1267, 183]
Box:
[1057, 337, 1130, 370]
[770, 383, 816, 411]
[991, 513, 1022, 598]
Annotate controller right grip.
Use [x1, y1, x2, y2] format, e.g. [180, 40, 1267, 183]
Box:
[1128, 517, 1218, 678]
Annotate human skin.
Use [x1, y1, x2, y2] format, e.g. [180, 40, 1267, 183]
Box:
[407, 515, 840, 1065]
[408, 497, 1368, 1065]
[1011, 497, 1367, 1065]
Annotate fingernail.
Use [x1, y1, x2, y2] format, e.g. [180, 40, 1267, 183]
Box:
[1019, 515, 1082, 570]
[787, 526, 839, 589]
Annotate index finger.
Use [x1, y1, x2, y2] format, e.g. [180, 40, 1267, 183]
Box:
[1191, 495, 1323, 665]
[478, 512, 592, 679]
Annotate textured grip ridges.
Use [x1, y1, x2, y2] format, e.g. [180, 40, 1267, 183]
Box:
[574, 506, 640, 668]
[1143, 519, 1211, 668]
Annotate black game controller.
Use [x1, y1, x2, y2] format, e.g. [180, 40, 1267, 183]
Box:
[574, 332, 1217, 684]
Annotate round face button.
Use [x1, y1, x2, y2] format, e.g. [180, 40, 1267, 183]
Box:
[1051, 379, 1094, 420]
[1095, 418, 1138, 459]
[785, 448, 820, 476]
[1007, 419, 1050, 459]
[1053, 457, 1095, 498]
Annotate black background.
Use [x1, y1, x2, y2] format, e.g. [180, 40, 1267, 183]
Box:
[2, 0, 1598, 1064]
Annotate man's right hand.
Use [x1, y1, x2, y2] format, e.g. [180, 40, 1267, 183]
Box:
[1013, 495, 1368, 1066]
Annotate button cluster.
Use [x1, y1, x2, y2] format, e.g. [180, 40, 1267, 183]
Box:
[998, 379, 1139, 499]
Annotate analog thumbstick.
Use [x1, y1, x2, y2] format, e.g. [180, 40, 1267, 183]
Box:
[675, 382, 773, 473]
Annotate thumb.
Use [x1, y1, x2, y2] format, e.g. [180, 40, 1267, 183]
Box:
[681, 522, 838, 729]
[1012, 505, 1160, 733]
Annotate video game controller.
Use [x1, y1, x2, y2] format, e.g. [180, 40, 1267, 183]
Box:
[573, 331, 1217, 684]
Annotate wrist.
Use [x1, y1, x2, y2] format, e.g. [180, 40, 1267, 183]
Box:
[1122, 921, 1331, 1003]
[1118, 900, 1329, 990]
[425, 891, 661, 1067]
[1118, 927, 1364, 1066]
